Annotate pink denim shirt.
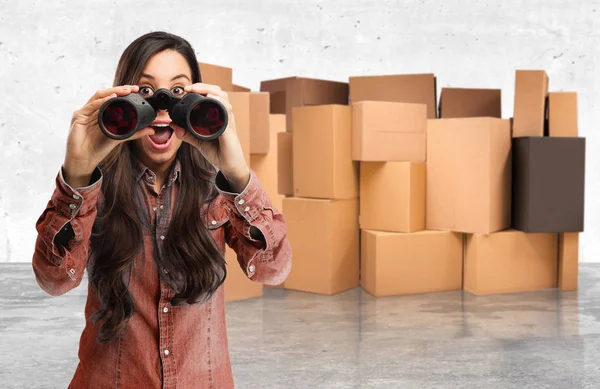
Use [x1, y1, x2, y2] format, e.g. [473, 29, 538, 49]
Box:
[31, 157, 292, 388]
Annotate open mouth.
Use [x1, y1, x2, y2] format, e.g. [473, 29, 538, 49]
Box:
[148, 123, 174, 150]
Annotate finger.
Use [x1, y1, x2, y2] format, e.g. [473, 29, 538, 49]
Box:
[205, 93, 233, 112]
[171, 123, 199, 146]
[78, 93, 117, 117]
[184, 83, 226, 98]
[121, 127, 155, 143]
[86, 85, 140, 104]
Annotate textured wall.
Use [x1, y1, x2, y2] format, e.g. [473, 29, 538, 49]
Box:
[1, 0, 598, 263]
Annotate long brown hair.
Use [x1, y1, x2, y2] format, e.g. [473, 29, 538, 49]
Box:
[88, 31, 226, 344]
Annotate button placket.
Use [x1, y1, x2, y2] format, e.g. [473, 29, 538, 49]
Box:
[158, 281, 175, 382]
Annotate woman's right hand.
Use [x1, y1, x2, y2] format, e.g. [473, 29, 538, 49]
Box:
[62, 85, 155, 188]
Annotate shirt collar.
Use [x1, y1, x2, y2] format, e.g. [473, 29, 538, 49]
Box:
[131, 152, 181, 186]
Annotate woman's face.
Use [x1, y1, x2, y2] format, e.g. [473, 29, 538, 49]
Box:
[131, 49, 191, 171]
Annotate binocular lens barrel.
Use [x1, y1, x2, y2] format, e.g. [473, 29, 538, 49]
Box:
[101, 101, 138, 137]
[189, 101, 227, 137]
[99, 93, 156, 140]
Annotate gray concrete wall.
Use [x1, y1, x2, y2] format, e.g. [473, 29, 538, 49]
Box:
[1, 0, 598, 262]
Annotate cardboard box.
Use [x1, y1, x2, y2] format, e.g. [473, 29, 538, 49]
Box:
[198, 62, 233, 91]
[292, 105, 358, 199]
[426, 117, 512, 234]
[228, 92, 251, 164]
[361, 230, 462, 297]
[352, 101, 427, 162]
[349, 73, 437, 119]
[283, 197, 359, 295]
[232, 84, 251, 92]
[250, 114, 286, 212]
[549, 92, 578, 137]
[260, 76, 349, 131]
[360, 162, 425, 232]
[464, 230, 558, 295]
[512, 137, 585, 232]
[249, 92, 270, 154]
[512, 70, 549, 137]
[224, 246, 263, 302]
[559, 232, 579, 291]
[439, 87, 501, 118]
[277, 132, 293, 196]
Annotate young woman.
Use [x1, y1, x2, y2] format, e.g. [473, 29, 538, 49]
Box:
[31, 31, 291, 389]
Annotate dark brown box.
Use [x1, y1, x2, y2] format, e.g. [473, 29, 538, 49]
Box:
[260, 77, 349, 131]
[349, 73, 437, 119]
[438, 87, 501, 118]
[512, 137, 585, 232]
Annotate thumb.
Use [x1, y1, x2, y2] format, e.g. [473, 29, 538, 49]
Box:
[172, 125, 187, 140]
[172, 125, 197, 146]
[127, 127, 155, 142]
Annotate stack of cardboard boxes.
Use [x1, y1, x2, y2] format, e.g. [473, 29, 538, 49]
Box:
[260, 77, 358, 295]
[350, 74, 464, 297]
[509, 71, 583, 293]
[201, 60, 584, 301]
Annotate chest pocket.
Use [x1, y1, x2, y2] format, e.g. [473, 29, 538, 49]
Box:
[201, 201, 230, 230]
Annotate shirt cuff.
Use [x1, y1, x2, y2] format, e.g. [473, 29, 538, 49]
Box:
[215, 170, 263, 222]
[52, 166, 103, 219]
[215, 170, 269, 246]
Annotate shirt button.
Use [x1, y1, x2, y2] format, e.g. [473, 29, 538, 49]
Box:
[164, 349, 169, 356]
[69, 204, 77, 210]
[211, 220, 217, 225]
[163, 268, 169, 274]
[72, 194, 80, 200]
[244, 206, 250, 212]
[163, 307, 169, 313]
[248, 265, 255, 273]
[160, 205, 164, 210]
[238, 199, 245, 205]
[153, 207, 157, 212]
[69, 269, 76, 275]
[160, 235, 165, 240]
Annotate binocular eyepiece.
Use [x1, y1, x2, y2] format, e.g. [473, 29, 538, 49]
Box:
[98, 88, 228, 141]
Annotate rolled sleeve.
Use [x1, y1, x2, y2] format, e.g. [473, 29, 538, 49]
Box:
[32, 166, 103, 295]
[216, 170, 291, 285]
[54, 166, 103, 219]
[48, 167, 103, 262]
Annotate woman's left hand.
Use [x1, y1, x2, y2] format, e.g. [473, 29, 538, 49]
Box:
[172, 83, 250, 192]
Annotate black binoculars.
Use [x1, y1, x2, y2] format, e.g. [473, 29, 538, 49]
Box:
[98, 88, 228, 140]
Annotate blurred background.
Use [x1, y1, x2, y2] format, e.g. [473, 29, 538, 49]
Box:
[0, 0, 598, 264]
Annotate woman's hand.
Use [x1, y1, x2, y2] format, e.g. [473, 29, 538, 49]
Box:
[173, 83, 251, 192]
[62, 85, 155, 188]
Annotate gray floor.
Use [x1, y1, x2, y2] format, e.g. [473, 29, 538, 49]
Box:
[2, 264, 600, 389]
